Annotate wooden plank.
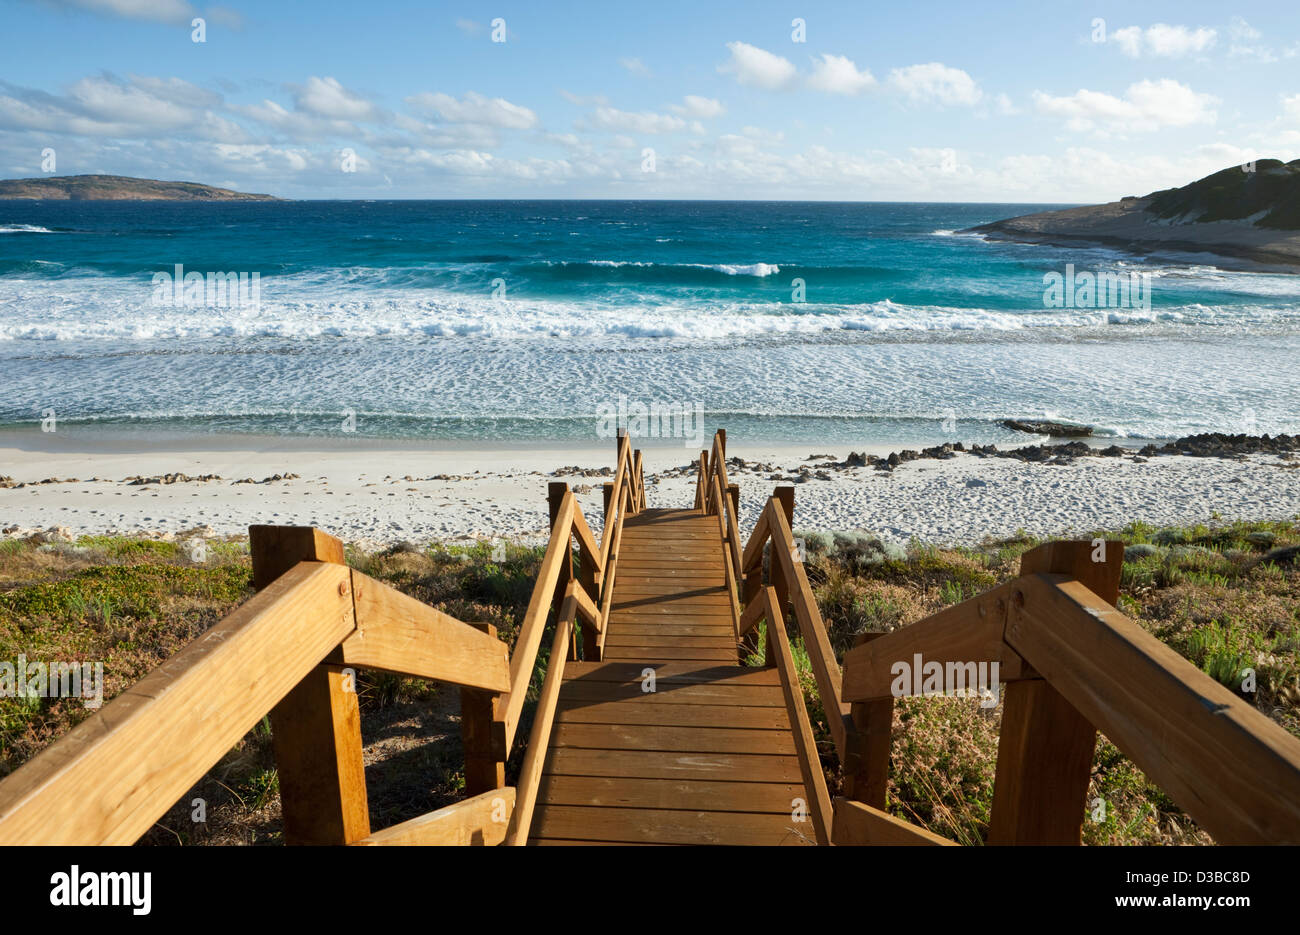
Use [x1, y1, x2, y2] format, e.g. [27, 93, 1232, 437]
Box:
[500, 490, 574, 749]
[544, 748, 804, 783]
[603, 647, 738, 663]
[551, 723, 796, 755]
[531, 805, 816, 846]
[558, 680, 785, 707]
[610, 607, 735, 619]
[615, 572, 725, 584]
[607, 623, 736, 638]
[832, 798, 955, 846]
[537, 775, 803, 812]
[352, 789, 514, 846]
[562, 662, 779, 685]
[840, 581, 1026, 702]
[989, 541, 1117, 846]
[604, 634, 738, 648]
[332, 571, 510, 692]
[505, 591, 573, 846]
[611, 600, 733, 615]
[249, 527, 369, 848]
[763, 586, 832, 845]
[1005, 573, 1300, 845]
[612, 584, 730, 598]
[555, 700, 791, 730]
[0, 562, 355, 845]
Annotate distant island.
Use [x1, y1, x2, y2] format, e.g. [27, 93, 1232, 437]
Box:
[967, 159, 1300, 271]
[0, 175, 279, 202]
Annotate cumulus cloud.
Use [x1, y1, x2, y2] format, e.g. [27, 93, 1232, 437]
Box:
[0, 73, 245, 140]
[887, 63, 981, 106]
[719, 42, 797, 90]
[807, 54, 875, 95]
[671, 95, 724, 118]
[620, 57, 651, 77]
[1033, 79, 1218, 132]
[590, 105, 686, 134]
[293, 77, 380, 121]
[1110, 23, 1217, 58]
[406, 90, 537, 129]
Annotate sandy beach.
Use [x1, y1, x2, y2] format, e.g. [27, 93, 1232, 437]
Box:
[3, 431, 1297, 548]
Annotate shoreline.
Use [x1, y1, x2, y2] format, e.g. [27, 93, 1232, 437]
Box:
[3, 432, 1297, 549]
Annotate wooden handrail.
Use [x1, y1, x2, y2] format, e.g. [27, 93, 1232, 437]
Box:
[1007, 572, 1300, 844]
[757, 586, 833, 845]
[835, 539, 1300, 845]
[351, 789, 515, 846]
[762, 498, 852, 759]
[506, 584, 576, 845]
[0, 559, 515, 845]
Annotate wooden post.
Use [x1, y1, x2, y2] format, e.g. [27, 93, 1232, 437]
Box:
[727, 483, 739, 518]
[766, 487, 795, 668]
[718, 428, 726, 459]
[602, 482, 613, 529]
[461, 623, 507, 794]
[843, 634, 892, 808]
[696, 449, 709, 513]
[632, 449, 643, 512]
[547, 482, 578, 661]
[249, 525, 370, 846]
[988, 540, 1121, 845]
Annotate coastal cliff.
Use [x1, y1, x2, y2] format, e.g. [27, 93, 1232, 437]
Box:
[968, 159, 1300, 270]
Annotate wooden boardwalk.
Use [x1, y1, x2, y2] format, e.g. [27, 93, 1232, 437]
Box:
[530, 508, 816, 845]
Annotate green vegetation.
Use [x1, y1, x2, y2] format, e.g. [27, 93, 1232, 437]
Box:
[1146, 158, 1300, 229]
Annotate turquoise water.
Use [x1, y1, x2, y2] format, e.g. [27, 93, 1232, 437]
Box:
[1, 200, 1298, 446]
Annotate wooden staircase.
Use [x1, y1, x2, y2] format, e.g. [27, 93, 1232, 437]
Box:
[529, 508, 816, 845]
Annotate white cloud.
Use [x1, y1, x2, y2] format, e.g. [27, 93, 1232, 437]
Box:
[887, 63, 981, 106]
[620, 57, 651, 77]
[406, 91, 537, 129]
[41, 0, 195, 24]
[807, 54, 875, 95]
[993, 93, 1018, 115]
[591, 105, 686, 134]
[293, 77, 380, 121]
[1033, 79, 1217, 132]
[719, 42, 797, 90]
[671, 95, 725, 118]
[1229, 17, 1261, 42]
[1110, 24, 1216, 58]
[455, 18, 483, 36]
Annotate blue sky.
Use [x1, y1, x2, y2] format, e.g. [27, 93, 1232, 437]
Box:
[1, 0, 1298, 200]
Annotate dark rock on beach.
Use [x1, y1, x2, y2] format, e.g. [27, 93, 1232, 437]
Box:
[1002, 419, 1093, 438]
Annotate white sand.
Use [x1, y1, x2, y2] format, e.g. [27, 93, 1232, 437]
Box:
[2, 432, 1297, 548]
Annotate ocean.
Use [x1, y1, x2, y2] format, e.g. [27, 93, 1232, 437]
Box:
[2, 199, 1298, 448]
